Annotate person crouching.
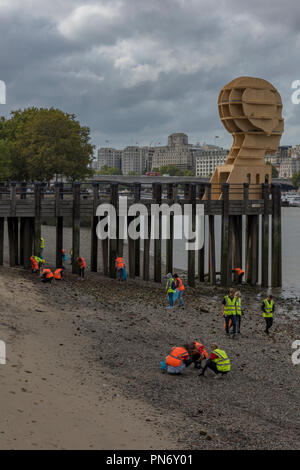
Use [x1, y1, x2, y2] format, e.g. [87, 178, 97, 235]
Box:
[199, 343, 231, 378]
[165, 343, 194, 375]
[41, 268, 54, 284]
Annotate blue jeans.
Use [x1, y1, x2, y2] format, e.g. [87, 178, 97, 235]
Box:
[117, 268, 124, 280]
[225, 315, 236, 334]
[168, 292, 174, 307]
[177, 290, 184, 306]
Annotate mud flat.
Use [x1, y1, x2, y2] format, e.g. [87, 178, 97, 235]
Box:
[0, 264, 300, 449]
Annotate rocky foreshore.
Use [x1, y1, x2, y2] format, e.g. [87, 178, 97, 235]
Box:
[1, 264, 299, 449]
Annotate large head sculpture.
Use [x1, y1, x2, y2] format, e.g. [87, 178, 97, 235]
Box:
[211, 76, 284, 198]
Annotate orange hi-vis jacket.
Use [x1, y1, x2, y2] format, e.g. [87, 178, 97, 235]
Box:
[193, 341, 208, 358]
[176, 277, 184, 291]
[42, 268, 53, 279]
[54, 268, 64, 280]
[77, 258, 87, 269]
[234, 268, 244, 276]
[166, 347, 189, 368]
[115, 257, 125, 269]
[30, 256, 39, 271]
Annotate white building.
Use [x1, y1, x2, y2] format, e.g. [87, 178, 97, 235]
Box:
[121, 146, 148, 175]
[195, 148, 229, 177]
[279, 157, 300, 178]
[97, 148, 122, 172]
[151, 133, 194, 171]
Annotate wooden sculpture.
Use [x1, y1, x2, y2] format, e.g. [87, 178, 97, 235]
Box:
[210, 76, 284, 199]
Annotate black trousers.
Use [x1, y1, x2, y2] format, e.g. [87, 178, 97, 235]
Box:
[265, 317, 273, 334]
[200, 359, 221, 376]
[79, 267, 85, 278]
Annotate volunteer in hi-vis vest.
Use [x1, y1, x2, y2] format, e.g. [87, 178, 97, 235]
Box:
[174, 273, 184, 308]
[261, 294, 275, 335]
[199, 343, 231, 378]
[222, 288, 237, 336]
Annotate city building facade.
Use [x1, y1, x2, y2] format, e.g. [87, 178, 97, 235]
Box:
[97, 148, 122, 172]
[195, 148, 229, 177]
[151, 133, 194, 171]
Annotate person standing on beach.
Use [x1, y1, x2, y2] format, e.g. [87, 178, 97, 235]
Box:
[76, 257, 86, 281]
[40, 237, 45, 256]
[222, 288, 237, 337]
[115, 256, 126, 281]
[262, 294, 275, 335]
[165, 273, 176, 309]
[235, 291, 243, 334]
[174, 273, 184, 308]
[199, 343, 231, 378]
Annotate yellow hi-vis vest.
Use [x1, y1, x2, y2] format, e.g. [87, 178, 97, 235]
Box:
[166, 278, 175, 293]
[212, 349, 231, 372]
[224, 295, 236, 316]
[263, 299, 274, 318]
[236, 297, 242, 316]
[40, 237, 45, 249]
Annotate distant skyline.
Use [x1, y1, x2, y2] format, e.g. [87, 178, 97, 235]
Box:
[1, 0, 300, 154]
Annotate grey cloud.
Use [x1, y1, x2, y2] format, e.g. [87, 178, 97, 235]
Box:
[0, 0, 300, 151]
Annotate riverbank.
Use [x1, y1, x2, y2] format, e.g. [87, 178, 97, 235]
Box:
[0, 265, 299, 449]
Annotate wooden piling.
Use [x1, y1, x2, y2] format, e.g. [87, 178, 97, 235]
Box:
[198, 184, 205, 283]
[187, 184, 196, 287]
[208, 215, 216, 285]
[166, 183, 174, 275]
[55, 183, 63, 268]
[23, 218, 33, 270]
[221, 183, 232, 286]
[0, 217, 4, 265]
[134, 183, 141, 277]
[109, 183, 118, 278]
[271, 184, 282, 287]
[13, 218, 19, 265]
[72, 182, 81, 275]
[143, 214, 151, 281]
[7, 218, 15, 267]
[90, 182, 99, 272]
[34, 183, 42, 258]
[153, 183, 162, 283]
[261, 183, 270, 287]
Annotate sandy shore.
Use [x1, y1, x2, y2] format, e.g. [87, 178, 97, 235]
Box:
[0, 265, 300, 449]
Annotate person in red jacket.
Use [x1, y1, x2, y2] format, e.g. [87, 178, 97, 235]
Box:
[191, 340, 208, 369]
[76, 257, 87, 280]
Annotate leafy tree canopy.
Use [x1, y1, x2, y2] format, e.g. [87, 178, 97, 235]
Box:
[156, 165, 195, 176]
[97, 165, 122, 175]
[0, 107, 94, 181]
[291, 170, 300, 188]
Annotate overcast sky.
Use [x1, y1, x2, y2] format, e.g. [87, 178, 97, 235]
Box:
[1, 0, 300, 155]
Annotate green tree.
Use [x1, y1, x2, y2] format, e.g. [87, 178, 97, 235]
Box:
[97, 165, 121, 175]
[0, 107, 94, 181]
[157, 165, 195, 176]
[291, 171, 300, 188]
[128, 170, 137, 175]
[0, 139, 12, 180]
[266, 161, 279, 178]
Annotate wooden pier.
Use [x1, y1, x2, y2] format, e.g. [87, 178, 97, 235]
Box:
[0, 179, 282, 287]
